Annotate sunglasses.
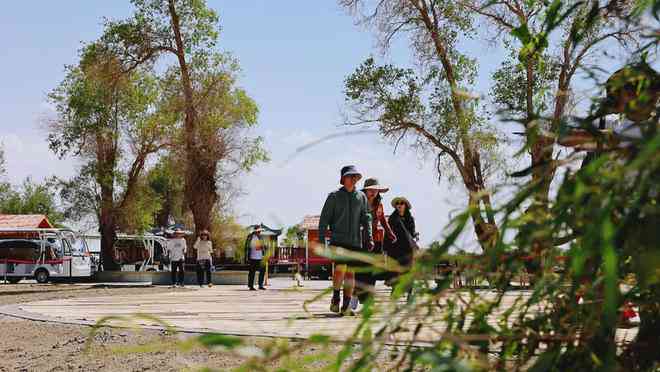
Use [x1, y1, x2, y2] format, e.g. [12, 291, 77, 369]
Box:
[396, 202, 406, 206]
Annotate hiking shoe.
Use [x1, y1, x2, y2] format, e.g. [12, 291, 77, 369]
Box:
[349, 296, 359, 311]
[249, 287, 257, 291]
[330, 294, 341, 313]
[259, 286, 267, 290]
[341, 304, 355, 317]
[208, 283, 213, 288]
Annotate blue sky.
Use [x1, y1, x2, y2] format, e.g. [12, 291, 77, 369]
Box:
[0, 1, 513, 248]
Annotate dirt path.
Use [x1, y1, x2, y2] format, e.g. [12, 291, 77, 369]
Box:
[0, 284, 303, 371]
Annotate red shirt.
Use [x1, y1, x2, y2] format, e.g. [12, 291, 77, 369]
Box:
[371, 202, 396, 243]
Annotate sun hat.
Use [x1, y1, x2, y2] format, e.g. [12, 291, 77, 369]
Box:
[362, 178, 389, 193]
[391, 196, 412, 210]
[339, 165, 362, 183]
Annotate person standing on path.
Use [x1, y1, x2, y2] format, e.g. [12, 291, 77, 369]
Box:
[384, 197, 418, 290]
[194, 230, 214, 287]
[354, 178, 397, 306]
[167, 229, 187, 287]
[318, 165, 373, 316]
[245, 227, 266, 291]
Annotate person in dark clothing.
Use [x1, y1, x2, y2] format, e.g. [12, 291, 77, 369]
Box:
[384, 197, 418, 286]
[245, 227, 266, 290]
[354, 178, 397, 306]
[318, 165, 373, 316]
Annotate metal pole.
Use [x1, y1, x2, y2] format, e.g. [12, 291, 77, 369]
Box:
[305, 237, 309, 280]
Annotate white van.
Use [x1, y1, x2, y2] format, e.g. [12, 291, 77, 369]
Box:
[0, 228, 95, 283]
[83, 233, 169, 272]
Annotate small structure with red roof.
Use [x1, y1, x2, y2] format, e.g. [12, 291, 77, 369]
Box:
[0, 214, 54, 228]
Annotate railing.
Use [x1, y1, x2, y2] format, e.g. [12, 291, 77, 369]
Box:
[270, 246, 307, 264]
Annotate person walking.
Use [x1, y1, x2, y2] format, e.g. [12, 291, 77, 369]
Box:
[318, 165, 373, 316]
[245, 226, 266, 291]
[167, 228, 187, 287]
[353, 178, 397, 307]
[194, 230, 214, 287]
[384, 197, 418, 291]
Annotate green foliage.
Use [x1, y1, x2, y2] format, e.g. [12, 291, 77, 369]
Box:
[491, 53, 561, 115]
[282, 224, 304, 247]
[344, 57, 497, 179]
[54, 163, 99, 223]
[0, 177, 64, 226]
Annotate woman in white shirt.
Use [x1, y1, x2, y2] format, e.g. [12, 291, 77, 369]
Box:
[167, 229, 187, 287]
[194, 230, 214, 287]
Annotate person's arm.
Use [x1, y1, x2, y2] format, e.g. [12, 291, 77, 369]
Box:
[318, 193, 335, 244]
[390, 214, 407, 242]
[244, 234, 251, 262]
[380, 204, 397, 242]
[360, 195, 374, 249]
[193, 238, 200, 250]
[410, 216, 419, 241]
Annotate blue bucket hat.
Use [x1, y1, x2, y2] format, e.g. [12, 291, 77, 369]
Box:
[339, 165, 362, 183]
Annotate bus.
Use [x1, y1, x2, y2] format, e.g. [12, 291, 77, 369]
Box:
[0, 228, 95, 284]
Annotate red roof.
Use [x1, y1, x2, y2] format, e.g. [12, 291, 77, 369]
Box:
[0, 214, 54, 228]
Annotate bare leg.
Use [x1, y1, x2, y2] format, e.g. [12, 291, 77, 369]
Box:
[333, 264, 346, 290]
[343, 269, 355, 300]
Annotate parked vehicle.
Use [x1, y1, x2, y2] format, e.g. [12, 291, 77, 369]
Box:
[83, 233, 169, 272]
[0, 228, 95, 283]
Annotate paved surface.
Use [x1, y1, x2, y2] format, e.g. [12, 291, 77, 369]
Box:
[0, 278, 638, 345]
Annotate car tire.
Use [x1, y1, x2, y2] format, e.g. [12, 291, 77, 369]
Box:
[35, 269, 50, 284]
[7, 277, 23, 284]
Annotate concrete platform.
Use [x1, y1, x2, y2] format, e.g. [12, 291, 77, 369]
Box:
[0, 278, 639, 345]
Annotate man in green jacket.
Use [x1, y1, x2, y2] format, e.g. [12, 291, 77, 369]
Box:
[318, 165, 373, 315]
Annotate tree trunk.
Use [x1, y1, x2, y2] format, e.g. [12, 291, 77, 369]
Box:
[464, 153, 498, 252]
[98, 186, 118, 271]
[95, 128, 119, 271]
[186, 155, 217, 234]
[168, 0, 218, 238]
[99, 212, 117, 271]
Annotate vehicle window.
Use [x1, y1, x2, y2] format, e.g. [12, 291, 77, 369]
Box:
[154, 240, 164, 260]
[115, 239, 148, 264]
[69, 237, 87, 256]
[62, 239, 72, 256]
[0, 240, 41, 261]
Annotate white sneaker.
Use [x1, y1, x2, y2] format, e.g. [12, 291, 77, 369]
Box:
[349, 296, 359, 310]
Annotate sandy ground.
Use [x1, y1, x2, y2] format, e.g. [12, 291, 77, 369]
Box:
[0, 283, 337, 372]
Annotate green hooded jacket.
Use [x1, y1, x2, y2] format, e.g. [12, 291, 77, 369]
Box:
[318, 187, 373, 249]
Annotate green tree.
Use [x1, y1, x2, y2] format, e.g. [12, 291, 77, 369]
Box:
[101, 0, 267, 237]
[0, 177, 64, 226]
[475, 0, 641, 270]
[282, 224, 304, 247]
[147, 153, 186, 228]
[48, 43, 172, 270]
[341, 0, 501, 251]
